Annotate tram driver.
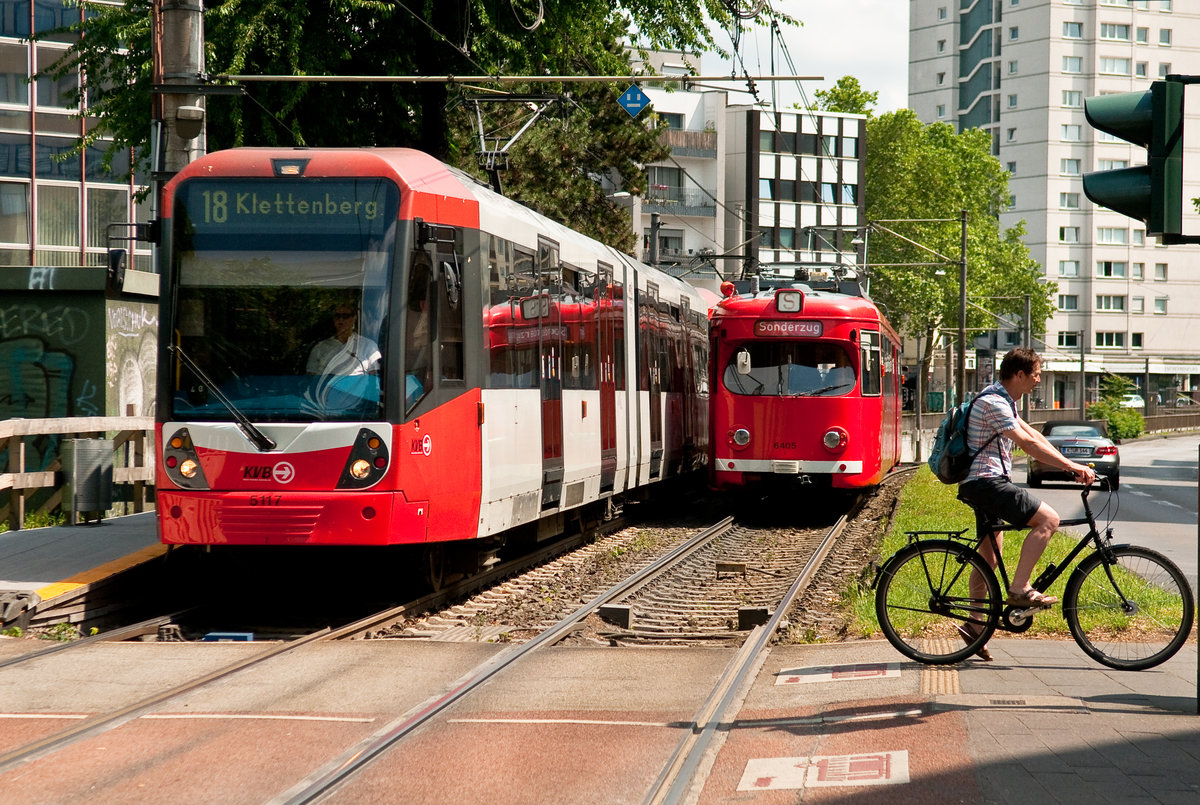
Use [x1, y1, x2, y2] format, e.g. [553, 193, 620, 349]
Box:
[306, 300, 381, 376]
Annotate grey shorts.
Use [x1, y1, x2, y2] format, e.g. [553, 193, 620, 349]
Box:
[957, 476, 1042, 535]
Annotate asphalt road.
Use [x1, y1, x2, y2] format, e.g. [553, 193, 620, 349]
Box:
[1015, 431, 1200, 589]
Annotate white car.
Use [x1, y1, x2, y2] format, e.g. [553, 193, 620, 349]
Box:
[1120, 393, 1145, 409]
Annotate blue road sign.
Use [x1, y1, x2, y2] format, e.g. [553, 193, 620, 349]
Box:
[619, 84, 648, 117]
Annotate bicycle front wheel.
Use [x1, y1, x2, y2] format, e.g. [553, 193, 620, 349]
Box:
[876, 540, 1001, 665]
[1063, 545, 1194, 671]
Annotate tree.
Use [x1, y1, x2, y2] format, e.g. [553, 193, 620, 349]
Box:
[42, 0, 793, 250]
[862, 109, 1053, 390]
[1088, 374, 1144, 440]
[811, 76, 877, 117]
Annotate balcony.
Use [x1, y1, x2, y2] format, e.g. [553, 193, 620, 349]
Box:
[644, 188, 716, 217]
[657, 128, 718, 158]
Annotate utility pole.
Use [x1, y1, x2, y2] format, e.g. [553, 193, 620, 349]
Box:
[157, 0, 206, 174]
[957, 209, 968, 405]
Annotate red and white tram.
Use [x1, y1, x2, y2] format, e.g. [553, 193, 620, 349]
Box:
[154, 148, 708, 568]
[708, 278, 901, 490]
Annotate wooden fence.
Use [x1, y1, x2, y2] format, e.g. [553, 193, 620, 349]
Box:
[1, 417, 155, 531]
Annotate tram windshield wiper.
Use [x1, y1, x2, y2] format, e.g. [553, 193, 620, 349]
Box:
[168, 344, 277, 452]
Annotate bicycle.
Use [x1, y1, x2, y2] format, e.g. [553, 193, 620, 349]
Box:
[874, 484, 1195, 670]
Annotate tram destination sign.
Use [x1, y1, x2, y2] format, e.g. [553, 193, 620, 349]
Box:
[177, 178, 398, 236]
[754, 320, 823, 338]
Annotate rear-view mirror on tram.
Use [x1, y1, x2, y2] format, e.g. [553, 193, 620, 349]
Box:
[736, 349, 752, 375]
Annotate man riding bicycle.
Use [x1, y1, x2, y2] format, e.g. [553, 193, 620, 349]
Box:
[955, 347, 1096, 660]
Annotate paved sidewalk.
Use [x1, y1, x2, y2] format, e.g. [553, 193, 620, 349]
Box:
[737, 638, 1200, 804]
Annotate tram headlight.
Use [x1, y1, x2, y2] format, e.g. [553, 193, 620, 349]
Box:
[822, 427, 848, 452]
[731, 428, 752, 447]
[349, 459, 372, 480]
[179, 458, 200, 478]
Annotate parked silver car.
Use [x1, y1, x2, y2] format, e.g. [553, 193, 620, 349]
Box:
[1027, 420, 1120, 490]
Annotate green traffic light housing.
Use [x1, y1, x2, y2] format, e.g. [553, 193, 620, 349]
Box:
[1082, 80, 1184, 237]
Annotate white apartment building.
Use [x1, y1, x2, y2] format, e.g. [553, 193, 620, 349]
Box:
[910, 0, 1200, 409]
[626, 54, 867, 292]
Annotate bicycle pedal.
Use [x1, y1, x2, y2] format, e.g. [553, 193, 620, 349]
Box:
[1010, 604, 1051, 618]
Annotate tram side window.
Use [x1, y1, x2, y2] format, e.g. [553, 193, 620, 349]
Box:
[611, 278, 626, 391]
[723, 342, 854, 397]
[860, 330, 882, 397]
[563, 267, 597, 391]
[438, 254, 464, 382]
[405, 253, 434, 408]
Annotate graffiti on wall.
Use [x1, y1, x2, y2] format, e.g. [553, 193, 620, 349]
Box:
[106, 302, 158, 419]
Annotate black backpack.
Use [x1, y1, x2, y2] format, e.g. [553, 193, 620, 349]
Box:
[926, 390, 1009, 484]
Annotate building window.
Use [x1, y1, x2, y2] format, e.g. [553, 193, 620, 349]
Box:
[1132, 332, 1143, 349]
[1132, 296, 1145, 313]
[1132, 262, 1144, 279]
[1095, 331, 1125, 349]
[1060, 192, 1081, 209]
[936, 72, 945, 86]
[1098, 158, 1129, 170]
[1101, 23, 1130, 40]
[821, 183, 837, 204]
[1133, 230, 1145, 245]
[1154, 297, 1168, 314]
[1137, 27, 1149, 44]
[1061, 125, 1082, 141]
[779, 228, 796, 249]
[1009, 60, 1018, 74]
[937, 6, 947, 20]
[1059, 260, 1079, 277]
[1062, 90, 1082, 108]
[759, 228, 775, 249]
[1061, 158, 1081, 175]
[1007, 161, 1017, 174]
[1058, 332, 1079, 349]
[936, 104, 946, 118]
[1058, 294, 1079, 311]
[1007, 128, 1017, 142]
[1159, 63, 1172, 78]
[1155, 262, 1168, 280]
[1060, 226, 1080, 243]
[1063, 56, 1083, 73]
[759, 178, 773, 200]
[1136, 62, 1148, 78]
[1008, 94, 1018, 108]
[841, 184, 856, 205]
[937, 40, 946, 53]
[1160, 29, 1172, 46]
[1096, 295, 1126, 312]
[1161, 0, 1172, 10]
[1100, 58, 1131, 76]
[1096, 260, 1126, 278]
[1063, 21, 1083, 38]
[1010, 27, 1019, 40]
[657, 112, 684, 129]
[1097, 226, 1127, 244]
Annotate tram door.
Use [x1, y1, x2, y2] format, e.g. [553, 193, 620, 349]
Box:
[597, 263, 617, 492]
[641, 282, 663, 479]
[538, 239, 564, 509]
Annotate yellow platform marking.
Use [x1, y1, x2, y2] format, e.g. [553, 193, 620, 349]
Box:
[34, 544, 168, 603]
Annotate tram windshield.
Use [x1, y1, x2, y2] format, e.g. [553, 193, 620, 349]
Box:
[168, 178, 399, 422]
[723, 342, 855, 397]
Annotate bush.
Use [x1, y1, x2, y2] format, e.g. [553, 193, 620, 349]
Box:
[1087, 402, 1143, 440]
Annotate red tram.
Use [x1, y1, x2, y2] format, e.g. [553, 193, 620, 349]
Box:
[154, 148, 708, 575]
[708, 278, 902, 490]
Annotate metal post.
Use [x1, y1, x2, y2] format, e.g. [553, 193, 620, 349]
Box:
[649, 212, 660, 267]
[957, 210, 968, 404]
[1023, 294, 1031, 420]
[159, 0, 206, 174]
[1079, 330, 1087, 418]
[915, 332, 923, 461]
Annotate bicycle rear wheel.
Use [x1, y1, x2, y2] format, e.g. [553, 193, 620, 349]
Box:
[1063, 545, 1194, 671]
[876, 540, 1001, 664]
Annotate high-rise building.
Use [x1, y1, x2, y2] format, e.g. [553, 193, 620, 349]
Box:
[910, 0, 1200, 408]
[0, 2, 150, 270]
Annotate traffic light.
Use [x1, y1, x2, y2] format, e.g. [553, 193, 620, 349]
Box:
[1082, 79, 1184, 237]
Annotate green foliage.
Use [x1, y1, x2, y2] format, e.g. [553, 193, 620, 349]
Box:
[811, 76, 877, 117]
[1, 627, 22, 638]
[863, 110, 1054, 372]
[40, 623, 82, 642]
[23, 510, 67, 529]
[40, 1, 795, 252]
[1087, 374, 1145, 439]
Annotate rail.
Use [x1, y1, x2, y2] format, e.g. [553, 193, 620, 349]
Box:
[0, 417, 156, 531]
